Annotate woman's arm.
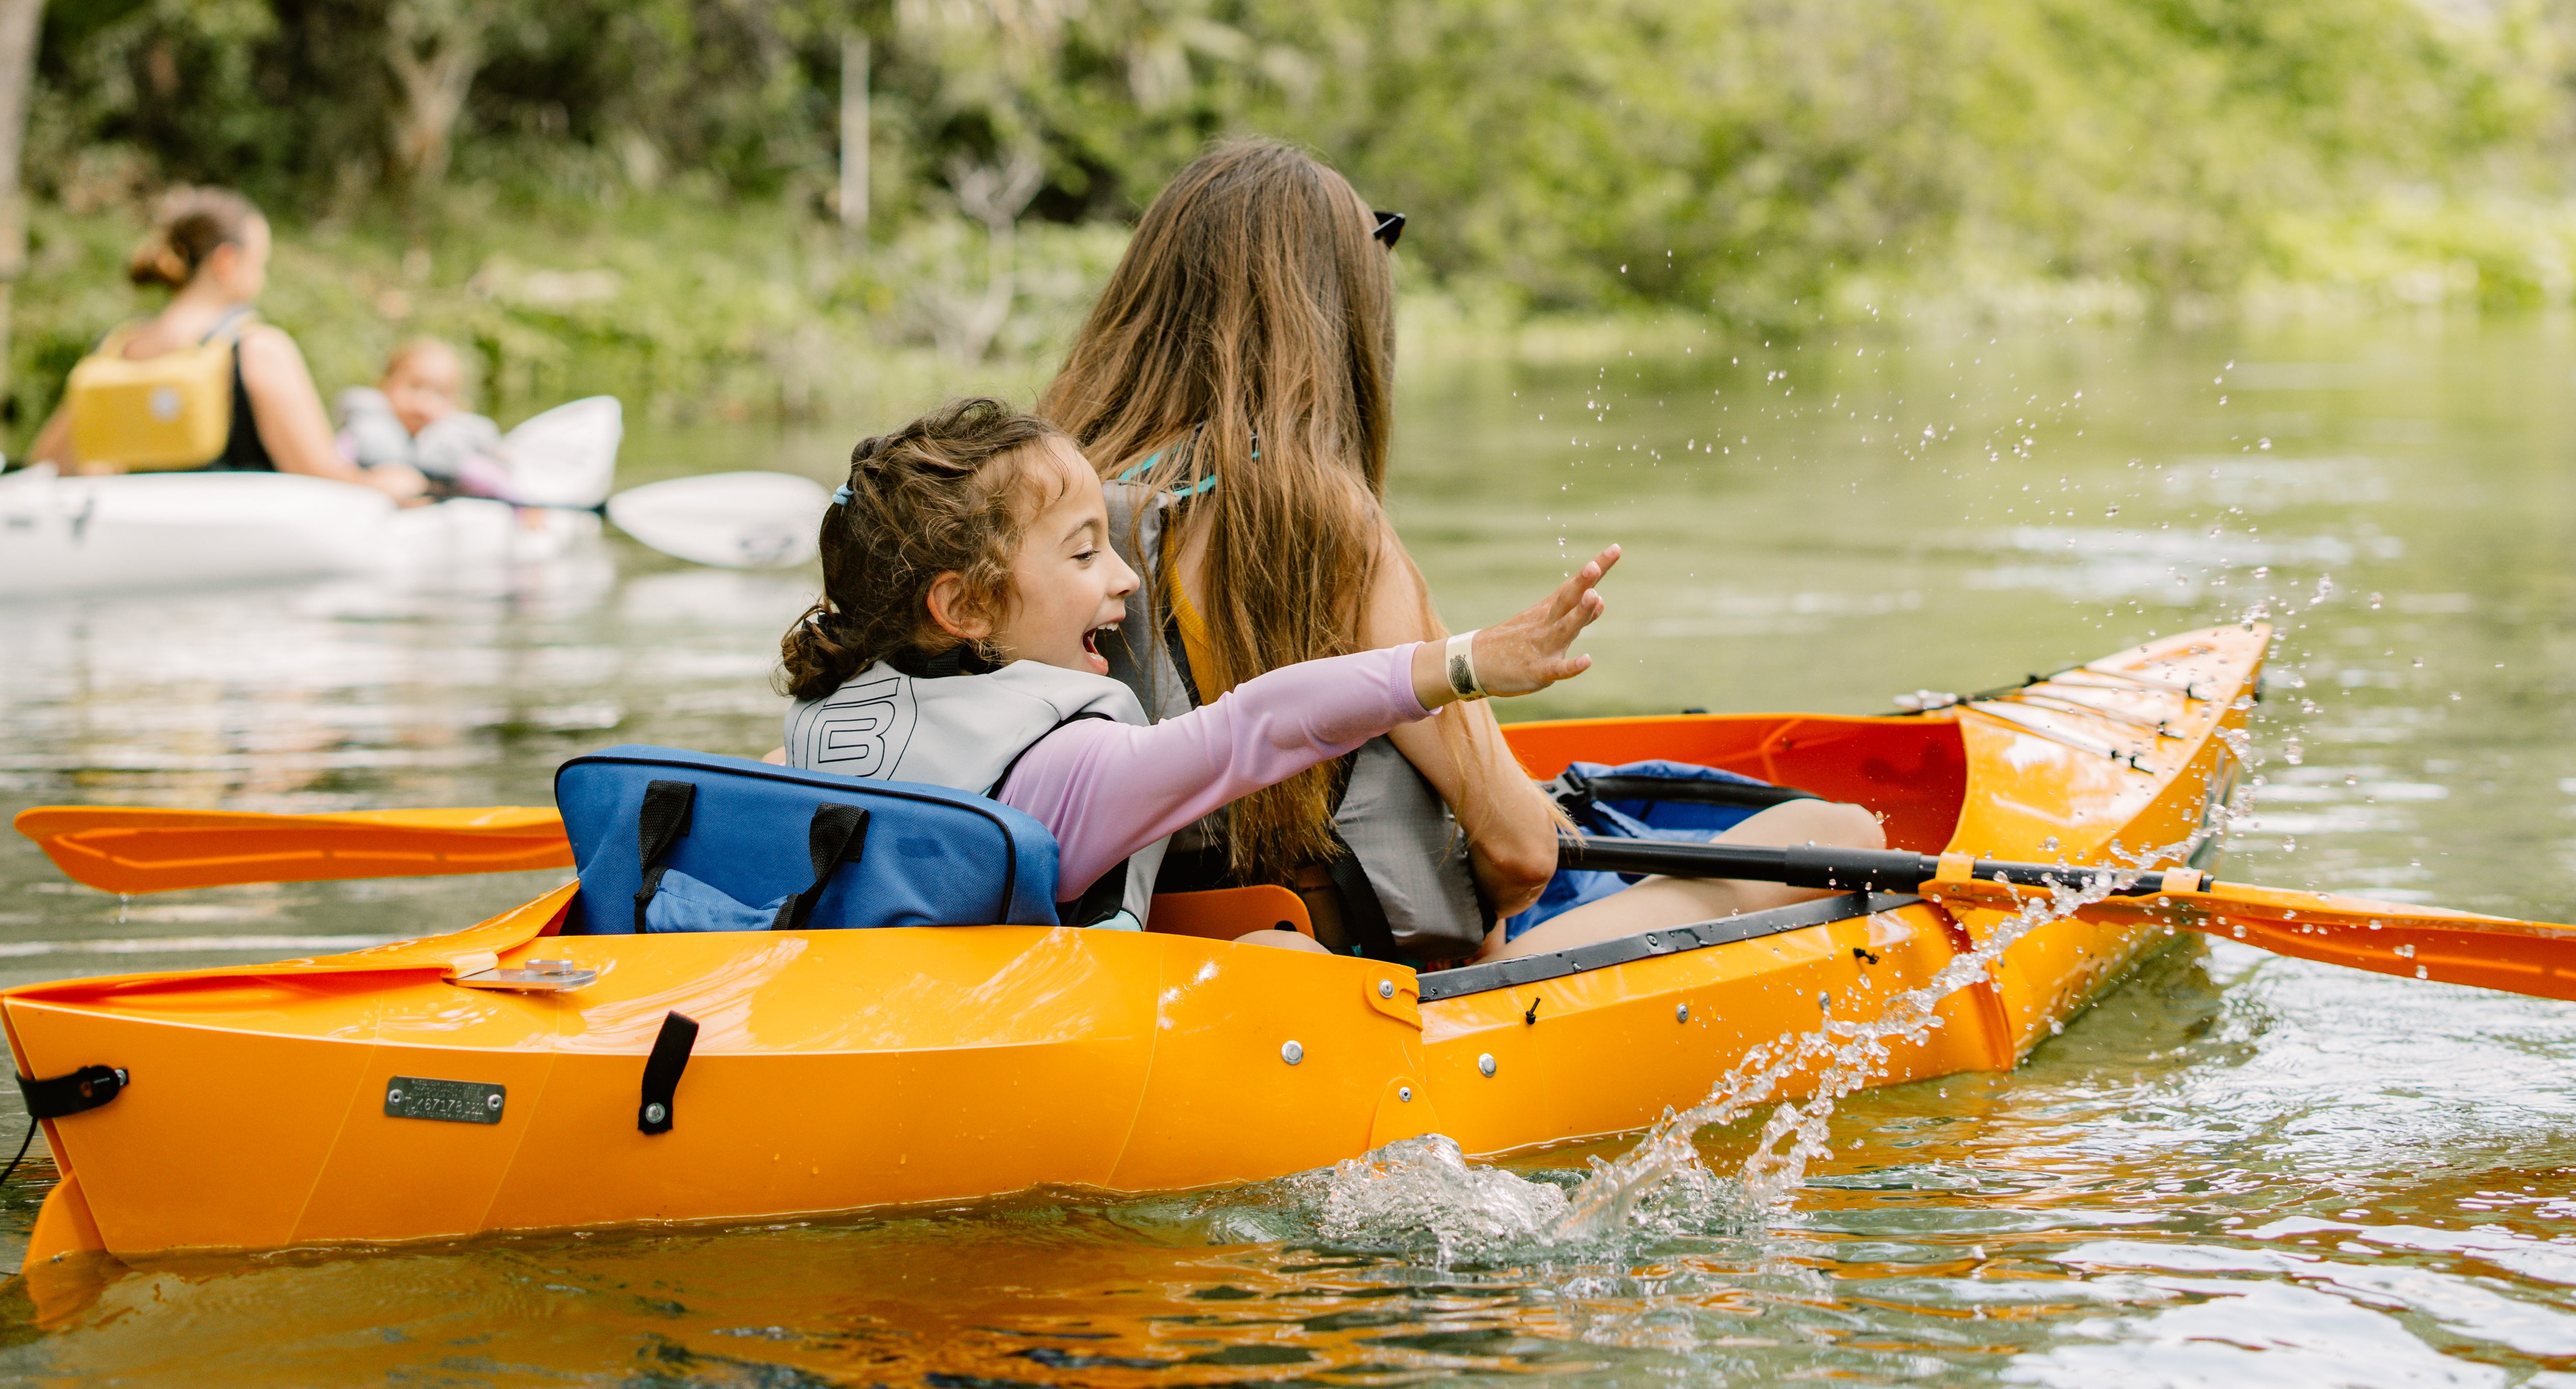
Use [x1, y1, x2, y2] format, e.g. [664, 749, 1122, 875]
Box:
[22, 406, 73, 470]
[1362, 527, 1565, 917]
[237, 326, 427, 499]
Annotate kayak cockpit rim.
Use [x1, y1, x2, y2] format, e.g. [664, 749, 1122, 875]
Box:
[1420, 891, 1920, 1002]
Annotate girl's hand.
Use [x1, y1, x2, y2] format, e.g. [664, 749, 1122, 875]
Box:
[1411, 545, 1618, 707]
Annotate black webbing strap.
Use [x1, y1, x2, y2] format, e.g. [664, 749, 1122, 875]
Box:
[17, 1065, 126, 1121]
[631, 780, 698, 934]
[1323, 828, 1402, 962]
[1159, 576, 1202, 708]
[771, 803, 870, 931]
[637, 1011, 697, 1135]
[1555, 766, 1820, 818]
[986, 712, 1114, 799]
[1058, 858, 1130, 927]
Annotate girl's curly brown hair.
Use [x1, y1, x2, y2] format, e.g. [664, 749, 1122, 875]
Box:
[777, 398, 1063, 702]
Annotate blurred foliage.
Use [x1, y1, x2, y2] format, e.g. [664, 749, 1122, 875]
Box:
[16, 0, 2576, 434]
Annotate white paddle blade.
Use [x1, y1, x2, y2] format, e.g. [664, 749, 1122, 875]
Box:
[501, 397, 622, 508]
[606, 472, 828, 570]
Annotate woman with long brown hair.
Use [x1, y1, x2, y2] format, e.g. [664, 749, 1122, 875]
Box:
[1042, 138, 1883, 964]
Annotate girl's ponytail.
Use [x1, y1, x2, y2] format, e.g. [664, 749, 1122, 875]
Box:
[778, 605, 868, 703]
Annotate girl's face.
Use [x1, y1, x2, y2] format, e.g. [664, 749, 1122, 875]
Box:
[382, 345, 467, 435]
[973, 439, 1139, 675]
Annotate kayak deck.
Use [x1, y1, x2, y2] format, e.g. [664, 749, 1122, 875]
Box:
[2, 626, 2264, 1266]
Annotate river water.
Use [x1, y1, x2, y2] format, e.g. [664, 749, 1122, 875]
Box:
[2, 317, 2573, 1384]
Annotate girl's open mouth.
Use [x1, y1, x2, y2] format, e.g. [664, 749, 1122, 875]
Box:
[1081, 622, 1117, 671]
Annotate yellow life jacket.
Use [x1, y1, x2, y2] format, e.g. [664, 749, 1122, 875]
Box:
[64, 309, 254, 471]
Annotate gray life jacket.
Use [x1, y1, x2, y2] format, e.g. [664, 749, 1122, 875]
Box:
[1101, 478, 1489, 960]
[783, 654, 1166, 928]
[332, 387, 504, 480]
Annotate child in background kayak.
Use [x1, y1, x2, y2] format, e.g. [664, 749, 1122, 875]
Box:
[765, 397, 1611, 950]
[335, 339, 515, 500]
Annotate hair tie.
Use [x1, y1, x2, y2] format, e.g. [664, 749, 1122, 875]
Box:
[830, 483, 853, 506]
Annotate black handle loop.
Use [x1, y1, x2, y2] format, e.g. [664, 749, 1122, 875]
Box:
[631, 780, 698, 933]
[17, 1064, 127, 1121]
[771, 803, 869, 932]
[637, 1011, 698, 1135]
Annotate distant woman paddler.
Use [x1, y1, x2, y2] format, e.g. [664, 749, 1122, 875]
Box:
[23, 187, 426, 500]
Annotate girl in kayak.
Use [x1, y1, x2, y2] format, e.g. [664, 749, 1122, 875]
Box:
[1040, 139, 1883, 962]
[23, 187, 426, 500]
[770, 397, 1613, 950]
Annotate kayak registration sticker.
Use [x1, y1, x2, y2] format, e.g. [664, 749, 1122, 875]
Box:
[384, 1076, 505, 1125]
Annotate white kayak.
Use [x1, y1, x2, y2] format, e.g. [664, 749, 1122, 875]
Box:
[0, 398, 623, 600]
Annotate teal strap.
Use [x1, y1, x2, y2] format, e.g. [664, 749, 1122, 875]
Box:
[1112, 449, 1166, 482]
[1114, 446, 1217, 497]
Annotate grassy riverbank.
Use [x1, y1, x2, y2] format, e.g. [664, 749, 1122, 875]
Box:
[22, 178, 2576, 448]
[26, 0, 2576, 440]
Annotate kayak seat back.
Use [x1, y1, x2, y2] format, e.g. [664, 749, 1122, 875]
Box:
[555, 745, 1061, 935]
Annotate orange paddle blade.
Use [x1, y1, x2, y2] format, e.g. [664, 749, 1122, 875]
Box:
[1924, 876, 2576, 1002]
[12, 806, 573, 895]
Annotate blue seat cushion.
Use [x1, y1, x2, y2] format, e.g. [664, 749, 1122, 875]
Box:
[555, 744, 1062, 935]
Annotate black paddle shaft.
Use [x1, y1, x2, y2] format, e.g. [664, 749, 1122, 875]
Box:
[1557, 835, 2190, 897]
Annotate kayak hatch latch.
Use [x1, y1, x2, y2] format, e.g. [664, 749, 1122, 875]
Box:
[638, 1011, 699, 1135]
[453, 958, 598, 993]
[18, 1064, 127, 1120]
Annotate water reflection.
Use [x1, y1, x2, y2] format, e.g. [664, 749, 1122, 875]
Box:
[5, 320, 2576, 1383]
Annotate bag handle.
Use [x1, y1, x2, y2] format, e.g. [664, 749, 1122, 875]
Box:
[631, 780, 697, 933]
[771, 803, 869, 931]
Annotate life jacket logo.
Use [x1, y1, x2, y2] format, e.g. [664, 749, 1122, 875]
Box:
[807, 675, 913, 778]
[147, 385, 183, 422]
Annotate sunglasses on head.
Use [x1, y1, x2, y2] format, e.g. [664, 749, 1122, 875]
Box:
[1372, 211, 1405, 248]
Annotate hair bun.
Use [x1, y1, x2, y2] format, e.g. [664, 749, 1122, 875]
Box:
[125, 237, 189, 289]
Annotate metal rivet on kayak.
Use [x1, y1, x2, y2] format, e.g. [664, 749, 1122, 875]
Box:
[643, 1102, 668, 1124]
[486, 1093, 501, 1111]
[1398, 1086, 1414, 1103]
[387, 1089, 403, 1104]
[1281, 1041, 1304, 1066]
[1477, 1053, 1497, 1077]
[1676, 1004, 1690, 1023]
[1378, 980, 1395, 999]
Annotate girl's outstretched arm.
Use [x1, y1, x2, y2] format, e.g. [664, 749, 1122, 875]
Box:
[1002, 546, 1618, 898]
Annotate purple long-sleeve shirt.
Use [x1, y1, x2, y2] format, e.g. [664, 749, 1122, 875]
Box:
[995, 644, 1434, 896]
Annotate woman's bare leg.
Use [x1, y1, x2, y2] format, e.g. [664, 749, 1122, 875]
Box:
[1475, 799, 1886, 963]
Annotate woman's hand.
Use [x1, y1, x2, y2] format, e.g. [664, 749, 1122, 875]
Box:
[1410, 545, 1618, 708]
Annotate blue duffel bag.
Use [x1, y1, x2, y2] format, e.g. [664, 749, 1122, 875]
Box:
[1503, 760, 1819, 940]
[555, 745, 1061, 935]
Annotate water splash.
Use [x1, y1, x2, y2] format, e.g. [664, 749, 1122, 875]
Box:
[1189, 812, 2236, 1266]
[1175, 1132, 1761, 1267]
[1547, 813, 2238, 1244]
[1315, 1135, 1574, 1263]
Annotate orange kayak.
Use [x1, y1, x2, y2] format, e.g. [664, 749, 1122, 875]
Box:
[1, 626, 2265, 1272]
